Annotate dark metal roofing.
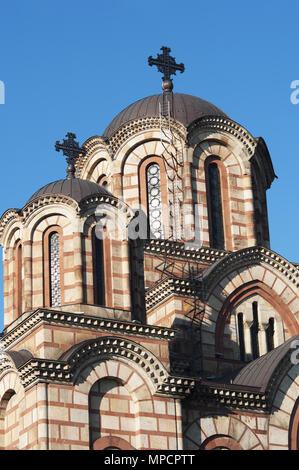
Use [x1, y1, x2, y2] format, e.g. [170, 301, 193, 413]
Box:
[27, 178, 112, 204]
[231, 335, 299, 391]
[103, 93, 228, 139]
[7, 349, 33, 368]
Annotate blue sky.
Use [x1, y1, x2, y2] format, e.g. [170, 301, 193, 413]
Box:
[0, 0, 298, 327]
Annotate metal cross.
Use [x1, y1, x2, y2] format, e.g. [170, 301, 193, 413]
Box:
[148, 46, 185, 82]
[55, 132, 86, 179]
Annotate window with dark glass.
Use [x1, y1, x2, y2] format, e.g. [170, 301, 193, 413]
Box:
[250, 301, 260, 360]
[146, 163, 164, 239]
[266, 317, 275, 352]
[49, 232, 61, 307]
[208, 163, 224, 250]
[92, 228, 105, 305]
[237, 312, 245, 361]
[16, 243, 23, 315]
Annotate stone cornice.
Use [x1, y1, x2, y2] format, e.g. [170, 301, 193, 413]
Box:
[106, 116, 187, 157]
[79, 193, 135, 222]
[203, 246, 299, 292]
[187, 115, 257, 156]
[193, 382, 269, 412]
[1, 308, 177, 349]
[144, 239, 229, 265]
[146, 277, 202, 311]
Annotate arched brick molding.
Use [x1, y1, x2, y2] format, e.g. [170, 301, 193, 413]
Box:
[289, 397, 299, 450]
[183, 415, 265, 450]
[268, 364, 299, 450]
[70, 345, 182, 450]
[214, 280, 298, 355]
[201, 435, 243, 450]
[0, 370, 24, 450]
[93, 435, 135, 450]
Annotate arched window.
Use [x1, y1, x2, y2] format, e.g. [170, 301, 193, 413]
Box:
[92, 227, 105, 305]
[15, 241, 23, 316]
[237, 313, 245, 361]
[146, 163, 164, 239]
[49, 232, 61, 307]
[207, 163, 225, 250]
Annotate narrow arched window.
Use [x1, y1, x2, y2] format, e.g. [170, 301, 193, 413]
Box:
[92, 227, 105, 305]
[250, 301, 260, 359]
[49, 232, 61, 307]
[266, 317, 275, 352]
[15, 242, 23, 315]
[208, 163, 225, 250]
[146, 163, 164, 239]
[237, 313, 245, 361]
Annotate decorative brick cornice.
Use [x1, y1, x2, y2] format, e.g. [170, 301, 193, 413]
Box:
[79, 193, 135, 222]
[106, 116, 187, 157]
[193, 382, 269, 411]
[203, 246, 299, 292]
[146, 277, 202, 311]
[1, 308, 177, 349]
[22, 194, 79, 221]
[144, 239, 228, 265]
[187, 116, 257, 156]
[0, 196, 80, 245]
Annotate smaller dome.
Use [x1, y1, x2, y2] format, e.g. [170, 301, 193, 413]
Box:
[27, 178, 112, 204]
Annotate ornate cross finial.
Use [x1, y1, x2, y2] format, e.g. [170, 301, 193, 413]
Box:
[55, 132, 86, 179]
[148, 46, 185, 92]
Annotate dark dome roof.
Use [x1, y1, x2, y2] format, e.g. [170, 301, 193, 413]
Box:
[103, 93, 228, 138]
[231, 335, 299, 391]
[27, 178, 112, 204]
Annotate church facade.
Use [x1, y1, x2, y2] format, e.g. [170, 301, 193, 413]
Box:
[0, 48, 298, 450]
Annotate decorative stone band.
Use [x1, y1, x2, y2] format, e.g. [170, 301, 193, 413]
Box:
[194, 383, 269, 411]
[146, 276, 203, 311]
[188, 116, 257, 157]
[0, 195, 79, 244]
[203, 246, 299, 292]
[106, 116, 187, 157]
[15, 336, 173, 393]
[79, 193, 135, 222]
[1, 308, 177, 349]
[74, 136, 108, 177]
[144, 239, 228, 265]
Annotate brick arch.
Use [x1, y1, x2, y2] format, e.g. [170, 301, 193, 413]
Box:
[268, 364, 299, 450]
[289, 397, 299, 450]
[0, 370, 24, 450]
[214, 280, 298, 355]
[191, 139, 247, 249]
[201, 435, 243, 450]
[74, 356, 181, 450]
[93, 435, 135, 450]
[120, 137, 173, 204]
[85, 156, 112, 184]
[184, 415, 264, 450]
[70, 337, 169, 395]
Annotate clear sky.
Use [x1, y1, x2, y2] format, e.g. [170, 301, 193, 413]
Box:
[0, 0, 298, 328]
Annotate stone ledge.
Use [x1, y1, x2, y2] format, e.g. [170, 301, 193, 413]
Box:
[1, 307, 177, 349]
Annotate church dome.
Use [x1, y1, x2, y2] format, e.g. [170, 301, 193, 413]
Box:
[103, 93, 228, 138]
[27, 178, 112, 204]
